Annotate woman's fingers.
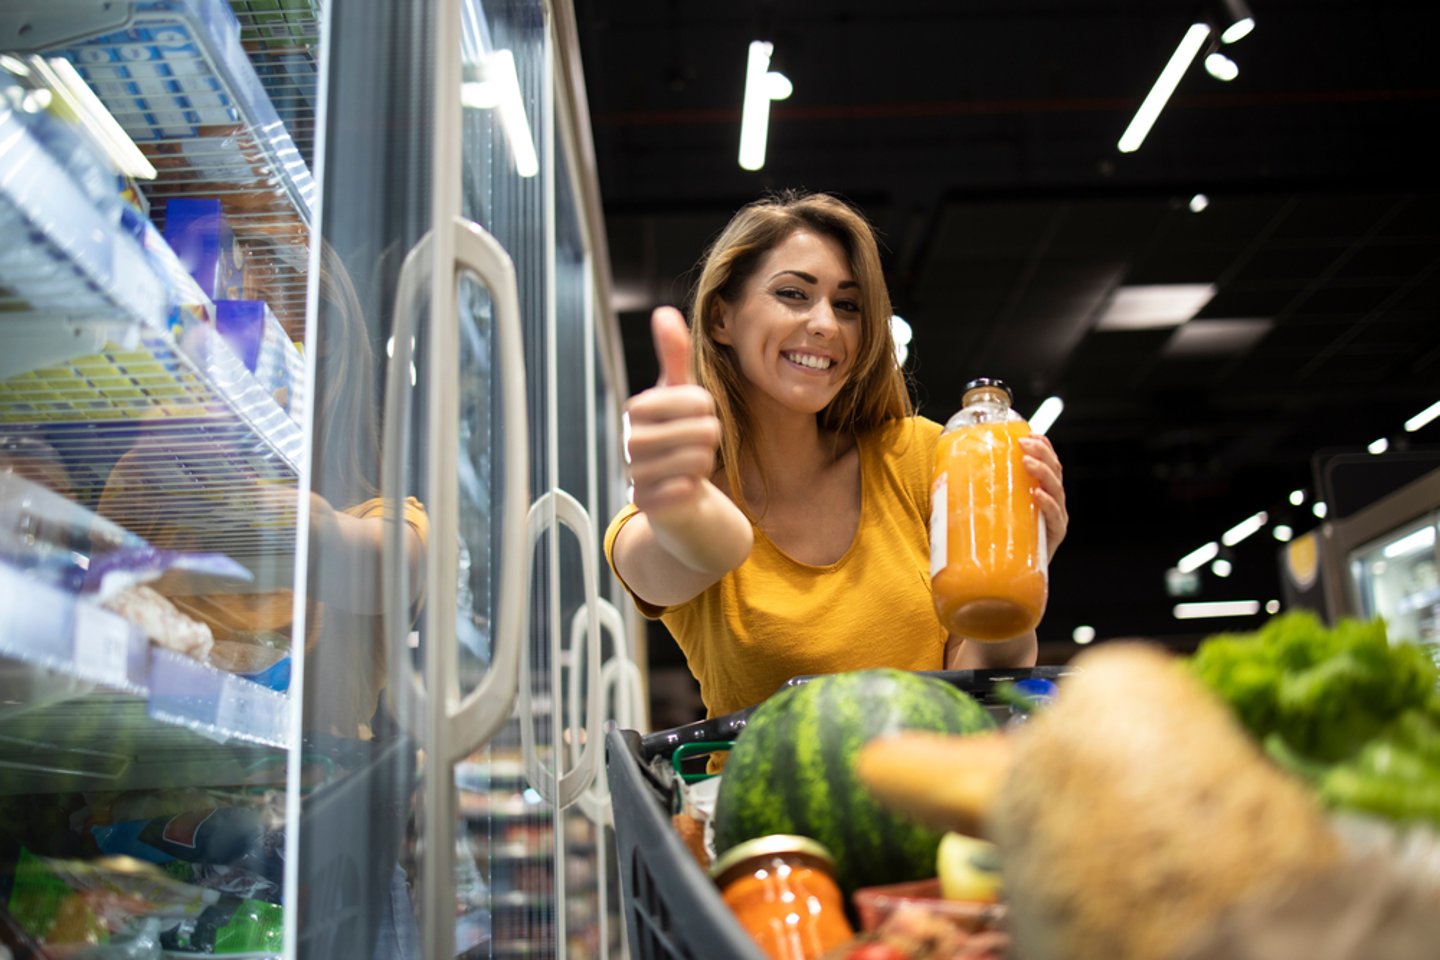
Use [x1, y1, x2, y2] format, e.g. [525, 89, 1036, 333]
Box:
[1021, 435, 1068, 559]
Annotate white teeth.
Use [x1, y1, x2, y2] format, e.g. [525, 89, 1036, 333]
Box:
[784, 352, 832, 370]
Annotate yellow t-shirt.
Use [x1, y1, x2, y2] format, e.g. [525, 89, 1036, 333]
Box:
[604, 416, 947, 720]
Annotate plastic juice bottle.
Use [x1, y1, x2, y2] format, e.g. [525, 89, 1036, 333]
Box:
[930, 378, 1048, 641]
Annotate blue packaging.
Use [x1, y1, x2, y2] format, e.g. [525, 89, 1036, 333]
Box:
[163, 198, 244, 301]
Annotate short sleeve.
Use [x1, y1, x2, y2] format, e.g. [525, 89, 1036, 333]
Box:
[603, 503, 667, 620]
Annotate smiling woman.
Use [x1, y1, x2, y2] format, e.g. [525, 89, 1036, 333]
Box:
[604, 190, 1070, 736]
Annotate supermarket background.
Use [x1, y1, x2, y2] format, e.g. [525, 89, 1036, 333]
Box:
[570, 0, 1440, 721]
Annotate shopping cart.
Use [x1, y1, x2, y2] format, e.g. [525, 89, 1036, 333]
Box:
[607, 667, 1072, 960]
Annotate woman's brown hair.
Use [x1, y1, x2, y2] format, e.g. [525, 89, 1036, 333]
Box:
[688, 190, 912, 511]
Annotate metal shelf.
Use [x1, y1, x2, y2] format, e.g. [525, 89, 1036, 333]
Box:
[0, 560, 292, 767]
[9, 0, 320, 338]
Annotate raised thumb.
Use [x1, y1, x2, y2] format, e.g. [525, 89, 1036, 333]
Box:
[651, 306, 694, 387]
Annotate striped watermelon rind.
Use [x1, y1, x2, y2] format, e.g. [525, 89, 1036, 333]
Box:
[713, 668, 996, 893]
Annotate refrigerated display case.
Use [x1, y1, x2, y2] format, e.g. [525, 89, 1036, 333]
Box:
[0, 0, 641, 957]
[1337, 467, 1440, 664]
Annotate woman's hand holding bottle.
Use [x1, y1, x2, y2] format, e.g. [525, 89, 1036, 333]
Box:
[1018, 433, 1068, 561]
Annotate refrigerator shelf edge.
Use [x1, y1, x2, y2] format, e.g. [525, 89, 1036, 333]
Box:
[0, 561, 292, 751]
[0, 104, 168, 340]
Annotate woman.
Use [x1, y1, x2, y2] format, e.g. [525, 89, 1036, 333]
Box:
[604, 190, 1068, 722]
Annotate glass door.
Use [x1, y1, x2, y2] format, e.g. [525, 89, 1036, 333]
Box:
[1348, 513, 1440, 664]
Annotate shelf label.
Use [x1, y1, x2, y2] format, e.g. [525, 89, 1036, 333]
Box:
[73, 604, 134, 687]
[216, 675, 287, 745]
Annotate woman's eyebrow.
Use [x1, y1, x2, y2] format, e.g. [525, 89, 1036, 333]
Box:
[768, 269, 859, 289]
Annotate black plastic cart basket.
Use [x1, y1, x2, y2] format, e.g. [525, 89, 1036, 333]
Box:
[607, 667, 1071, 960]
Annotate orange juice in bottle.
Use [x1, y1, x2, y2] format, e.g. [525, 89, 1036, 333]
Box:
[930, 378, 1048, 640]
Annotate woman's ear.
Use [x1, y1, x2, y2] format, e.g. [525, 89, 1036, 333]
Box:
[712, 303, 733, 346]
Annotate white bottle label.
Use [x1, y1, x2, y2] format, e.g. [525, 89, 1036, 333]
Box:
[930, 473, 947, 579]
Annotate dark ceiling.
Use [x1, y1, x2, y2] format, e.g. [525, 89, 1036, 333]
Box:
[571, 0, 1440, 658]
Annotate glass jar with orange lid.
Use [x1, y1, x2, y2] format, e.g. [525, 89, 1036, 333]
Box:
[930, 378, 1048, 641]
[711, 835, 854, 960]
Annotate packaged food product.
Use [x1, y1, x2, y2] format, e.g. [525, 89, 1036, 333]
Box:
[930, 378, 1047, 641]
[161, 198, 245, 302]
[212, 300, 305, 416]
[101, 585, 214, 660]
[712, 835, 854, 960]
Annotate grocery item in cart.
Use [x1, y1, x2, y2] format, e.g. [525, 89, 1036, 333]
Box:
[713, 669, 996, 895]
[712, 835, 854, 960]
[929, 378, 1047, 641]
[855, 644, 1344, 960]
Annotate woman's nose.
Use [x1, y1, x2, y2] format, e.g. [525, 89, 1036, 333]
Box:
[807, 300, 839, 337]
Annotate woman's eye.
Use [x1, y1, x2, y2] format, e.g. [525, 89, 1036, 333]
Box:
[775, 287, 805, 301]
[835, 299, 861, 314]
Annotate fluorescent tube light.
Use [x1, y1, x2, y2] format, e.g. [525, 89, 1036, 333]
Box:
[1173, 600, 1261, 620]
[1118, 22, 1212, 153]
[1029, 396, 1064, 436]
[1177, 541, 1220, 574]
[1095, 283, 1216, 330]
[739, 41, 775, 171]
[1367, 437, 1389, 455]
[1404, 399, 1440, 433]
[1221, 510, 1268, 547]
[1383, 526, 1436, 560]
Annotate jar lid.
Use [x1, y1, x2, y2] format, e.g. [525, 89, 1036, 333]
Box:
[962, 377, 1013, 404]
[710, 835, 836, 884]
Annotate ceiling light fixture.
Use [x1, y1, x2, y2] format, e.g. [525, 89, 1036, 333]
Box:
[1367, 437, 1389, 455]
[1221, 510, 1268, 547]
[1072, 625, 1096, 645]
[1210, 557, 1233, 577]
[739, 41, 792, 171]
[1174, 600, 1261, 620]
[1188, 193, 1210, 212]
[1383, 526, 1436, 559]
[1029, 396, 1065, 435]
[1265, 599, 1282, 614]
[1095, 283, 1217, 330]
[1217, 0, 1256, 43]
[1289, 488, 1306, 506]
[1272, 524, 1294, 542]
[890, 315, 912, 366]
[1177, 541, 1220, 574]
[1204, 50, 1239, 81]
[1404, 399, 1440, 433]
[1118, 22, 1212, 153]
[1312, 501, 1328, 519]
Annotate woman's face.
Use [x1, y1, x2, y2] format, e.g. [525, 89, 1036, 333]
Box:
[713, 228, 864, 419]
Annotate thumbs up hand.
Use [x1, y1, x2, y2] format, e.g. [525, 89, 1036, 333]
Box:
[626, 306, 722, 519]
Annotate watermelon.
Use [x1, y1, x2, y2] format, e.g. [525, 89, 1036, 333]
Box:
[712, 668, 996, 893]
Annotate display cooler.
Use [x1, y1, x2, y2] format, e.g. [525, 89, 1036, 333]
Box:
[0, 1, 645, 958]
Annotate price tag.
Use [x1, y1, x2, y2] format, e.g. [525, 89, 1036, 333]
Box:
[215, 674, 255, 736]
[73, 604, 134, 687]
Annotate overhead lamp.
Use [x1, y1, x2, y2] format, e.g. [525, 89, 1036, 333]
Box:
[739, 41, 793, 171]
[1177, 541, 1220, 575]
[1173, 600, 1261, 620]
[1118, 22, 1212, 153]
[1216, 0, 1256, 43]
[461, 50, 538, 178]
[890, 315, 912, 366]
[1265, 599, 1282, 614]
[1210, 557, 1233, 578]
[1289, 488, 1306, 506]
[1404, 399, 1440, 433]
[1312, 501, 1328, 519]
[1094, 283, 1216, 330]
[1367, 437, 1389, 455]
[1220, 510, 1267, 547]
[1029, 397, 1065, 436]
[1188, 193, 1210, 212]
[1072, 625, 1097, 645]
[1204, 51, 1239, 81]
[1383, 526, 1435, 559]
[1272, 524, 1293, 542]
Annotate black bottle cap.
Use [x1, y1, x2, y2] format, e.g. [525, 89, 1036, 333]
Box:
[962, 377, 1013, 404]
